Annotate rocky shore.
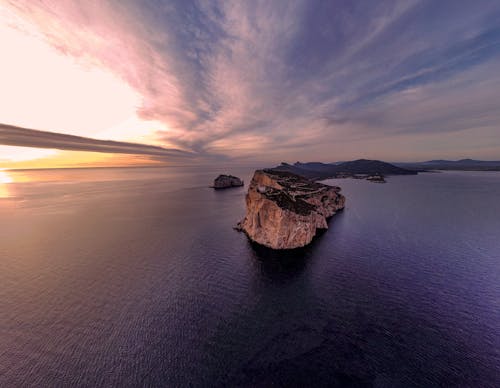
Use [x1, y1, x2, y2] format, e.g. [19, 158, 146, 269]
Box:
[236, 169, 345, 249]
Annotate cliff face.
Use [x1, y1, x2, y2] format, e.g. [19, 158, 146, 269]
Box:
[213, 175, 244, 189]
[237, 170, 345, 249]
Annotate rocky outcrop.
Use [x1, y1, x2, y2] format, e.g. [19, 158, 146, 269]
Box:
[236, 170, 345, 249]
[212, 174, 244, 189]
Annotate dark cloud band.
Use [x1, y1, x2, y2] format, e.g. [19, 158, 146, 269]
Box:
[0, 123, 192, 157]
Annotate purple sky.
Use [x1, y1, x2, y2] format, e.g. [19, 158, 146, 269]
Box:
[1, 0, 500, 165]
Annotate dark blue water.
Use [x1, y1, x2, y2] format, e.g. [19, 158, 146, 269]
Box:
[0, 167, 499, 387]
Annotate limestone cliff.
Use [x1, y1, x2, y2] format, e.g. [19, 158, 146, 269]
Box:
[237, 170, 345, 249]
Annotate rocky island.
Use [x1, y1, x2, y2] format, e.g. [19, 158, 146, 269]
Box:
[236, 169, 345, 249]
[212, 174, 244, 189]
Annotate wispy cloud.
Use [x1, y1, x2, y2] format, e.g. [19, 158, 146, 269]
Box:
[4, 0, 500, 161]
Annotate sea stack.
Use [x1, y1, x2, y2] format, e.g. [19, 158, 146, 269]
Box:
[212, 174, 244, 189]
[237, 170, 345, 249]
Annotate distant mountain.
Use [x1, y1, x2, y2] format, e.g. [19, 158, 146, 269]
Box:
[295, 162, 334, 170]
[395, 159, 500, 171]
[333, 159, 416, 175]
[270, 159, 417, 180]
[270, 159, 500, 179]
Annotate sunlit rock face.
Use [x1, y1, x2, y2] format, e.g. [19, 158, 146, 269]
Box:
[213, 175, 244, 189]
[237, 170, 345, 249]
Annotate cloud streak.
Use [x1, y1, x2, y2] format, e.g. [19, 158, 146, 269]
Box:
[0, 123, 193, 158]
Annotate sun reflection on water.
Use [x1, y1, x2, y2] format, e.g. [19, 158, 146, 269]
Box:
[0, 169, 13, 198]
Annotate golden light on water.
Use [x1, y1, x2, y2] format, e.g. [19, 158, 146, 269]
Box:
[0, 170, 13, 184]
[0, 170, 12, 198]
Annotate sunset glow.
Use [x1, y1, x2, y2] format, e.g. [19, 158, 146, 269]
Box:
[0, 5, 159, 167]
[0, 169, 11, 198]
[1, 1, 500, 167]
[0, 170, 12, 184]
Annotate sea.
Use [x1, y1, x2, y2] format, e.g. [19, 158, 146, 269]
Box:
[0, 166, 499, 387]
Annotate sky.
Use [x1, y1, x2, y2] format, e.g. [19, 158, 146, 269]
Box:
[1, 0, 500, 168]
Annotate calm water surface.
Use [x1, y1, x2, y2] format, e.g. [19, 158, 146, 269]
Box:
[0, 167, 499, 387]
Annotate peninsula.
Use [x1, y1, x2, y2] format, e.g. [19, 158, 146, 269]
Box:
[270, 159, 417, 181]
